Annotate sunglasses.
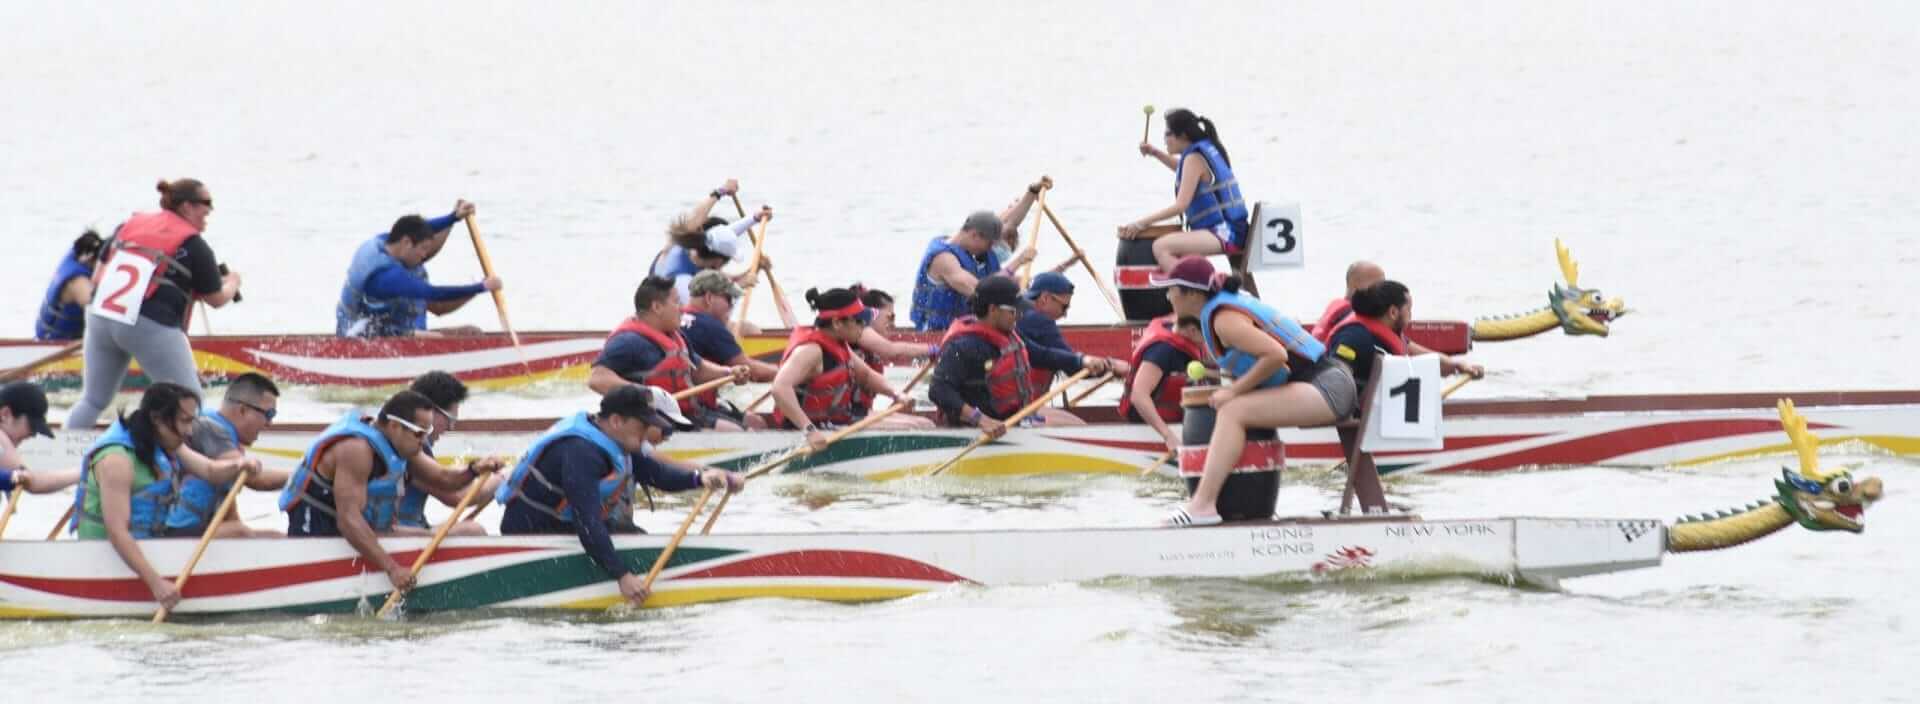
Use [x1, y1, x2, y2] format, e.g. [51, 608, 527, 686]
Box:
[236, 399, 277, 423]
[431, 405, 457, 432]
[383, 413, 433, 441]
[190, 198, 214, 209]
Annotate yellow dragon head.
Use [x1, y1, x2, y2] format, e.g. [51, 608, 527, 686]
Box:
[1548, 239, 1628, 336]
[1774, 399, 1883, 533]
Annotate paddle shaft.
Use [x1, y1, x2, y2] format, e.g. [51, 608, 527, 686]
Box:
[702, 388, 928, 535]
[1018, 186, 1049, 288]
[377, 470, 491, 617]
[1065, 372, 1116, 408]
[1441, 374, 1475, 399]
[753, 355, 930, 415]
[0, 340, 83, 383]
[673, 375, 734, 402]
[641, 486, 715, 594]
[735, 218, 772, 325]
[1038, 203, 1126, 319]
[927, 368, 1096, 476]
[46, 503, 74, 540]
[153, 473, 249, 622]
[730, 192, 798, 328]
[0, 485, 22, 537]
[465, 216, 529, 371]
[1139, 448, 1175, 477]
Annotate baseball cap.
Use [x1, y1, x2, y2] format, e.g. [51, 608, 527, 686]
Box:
[972, 275, 1022, 309]
[1023, 271, 1075, 300]
[1149, 256, 1218, 291]
[701, 223, 741, 260]
[0, 382, 54, 438]
[599, 384, 677, 430]
[689, 269, 743, 298]
[642, 385, 695, 428]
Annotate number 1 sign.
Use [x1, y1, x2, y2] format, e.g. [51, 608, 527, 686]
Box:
[1361, 353, 1444, 452]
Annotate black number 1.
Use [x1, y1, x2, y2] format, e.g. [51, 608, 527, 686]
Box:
[1389, 378, 1421, 423]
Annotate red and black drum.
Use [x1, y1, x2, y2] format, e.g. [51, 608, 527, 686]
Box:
[1177, 386, 1280, 521]
[1114, 238, 1172, 323]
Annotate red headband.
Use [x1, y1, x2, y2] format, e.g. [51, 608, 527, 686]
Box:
[817, 300, 867, 320]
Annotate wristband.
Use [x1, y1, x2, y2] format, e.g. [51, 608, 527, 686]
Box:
[710, 189, 725, 199]
[966, 407, 984, 424]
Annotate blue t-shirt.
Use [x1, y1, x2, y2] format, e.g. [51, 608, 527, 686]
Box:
[595, 331, 704, 384]
[1015, 306, 1084, 373]
[679, 310, 744, 365]
[1140, 341, 1193, 375]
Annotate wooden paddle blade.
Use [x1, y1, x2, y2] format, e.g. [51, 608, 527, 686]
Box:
[153, 473, 249, 622]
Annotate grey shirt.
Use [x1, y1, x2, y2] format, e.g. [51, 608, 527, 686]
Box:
[188, 415, 242, 459]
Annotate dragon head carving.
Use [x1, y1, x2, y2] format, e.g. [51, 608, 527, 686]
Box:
[1774, 399, 1882, 533]
[1548, 238, 1628, 336]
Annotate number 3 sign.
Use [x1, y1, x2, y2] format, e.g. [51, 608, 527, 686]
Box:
[1361, 353, 1444, 452]
[1247, 201, 1302, 270]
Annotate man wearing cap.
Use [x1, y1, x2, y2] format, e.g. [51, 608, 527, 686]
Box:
[681, 270, 779, 382]
[650, 179, 772, 302]
[929, 275, 1085, 433]
[163, 372, 292, 538]
[0, 382, 79, 496]
[498, 384, 743, 606]
[590, 276, 756, 430]
[908, 179, 1053, 332]
[336, 200, 503, 338]
[1017, 272, 1129, 396]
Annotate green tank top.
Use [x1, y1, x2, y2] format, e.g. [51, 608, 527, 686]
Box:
[77, 446, 162, 540]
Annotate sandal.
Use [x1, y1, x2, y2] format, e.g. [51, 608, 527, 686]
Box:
[1162, 507, 1224, 528]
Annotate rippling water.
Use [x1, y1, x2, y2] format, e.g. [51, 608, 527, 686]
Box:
[3, 2, 1916, 701]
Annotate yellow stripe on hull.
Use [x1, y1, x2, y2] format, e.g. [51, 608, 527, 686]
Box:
[557, 584, 935, 609]
[867, 452, 1144, 481]
[1673, 435, 1920, 467]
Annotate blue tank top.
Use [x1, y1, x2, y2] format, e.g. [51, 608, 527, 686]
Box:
[34, 253, 93, 341]
[909, 236, 1001, 331]
[495, 412, 632, 523]
[335, 235, 429, 338]
[1200, 290, 1324, 389]
[1177, 140, 1250, 246]
[278, 413, 410, 531]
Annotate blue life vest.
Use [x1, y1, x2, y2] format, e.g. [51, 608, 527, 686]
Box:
[495, 412, 632, 523]
[394, 437, 437, 529]
[909, 236, 1001, 331]
[1177, 140, 1250, 246]
[651, 246, 700, 280]
[1200, 290, 1324, 389]
[278, 413, 410, 531]
[73, 420, 180, 538]
[164, 411, 242, 534]
[34, 252, 93, 341]
[335, 235, 429, 338]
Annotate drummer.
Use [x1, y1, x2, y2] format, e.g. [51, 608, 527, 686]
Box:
[0, 382, 79, 496]
[335, 200, 504, 338]
[1154, 257, 1354, 526]
[1118, 316, 1208, 454]
[162, 372, 291, 538]
[1121, 109, 1251, 272]
[928, 275, 1084, 433]
[770, 287, 931, 450]
[649, 178, 770, 303]
[31, 229, 103, 341]
[588, 276, 753, 430]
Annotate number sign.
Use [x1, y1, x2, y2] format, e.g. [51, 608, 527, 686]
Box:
[1248, 201, 1303, 270]
[88, 251, 157, 326]
[1361, 353, 1444, 451]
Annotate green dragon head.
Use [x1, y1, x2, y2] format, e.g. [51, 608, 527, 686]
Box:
[1549, 239, 1628, 336]
[1774, 398, 1883, 533]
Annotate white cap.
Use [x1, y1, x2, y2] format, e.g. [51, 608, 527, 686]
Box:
[703, 224, 740, 260]
[644, 385, 694, 427]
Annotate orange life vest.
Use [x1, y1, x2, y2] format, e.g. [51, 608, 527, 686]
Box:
[607, 317, 703, 417]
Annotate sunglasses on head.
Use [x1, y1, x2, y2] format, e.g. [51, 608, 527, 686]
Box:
[236, 399, 276, 422]
[383, 413, 433, 440]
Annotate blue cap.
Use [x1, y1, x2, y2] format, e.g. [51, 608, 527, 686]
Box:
[1024, 272, 1075, 300]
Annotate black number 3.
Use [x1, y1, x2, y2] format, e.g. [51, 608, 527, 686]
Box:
[1264, 218, 1296, 254]
[1388, 377, 1421, 423]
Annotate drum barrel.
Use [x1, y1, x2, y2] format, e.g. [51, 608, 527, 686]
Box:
[1115, 238, 1172, 322]
[1177, 386, 1280, 522]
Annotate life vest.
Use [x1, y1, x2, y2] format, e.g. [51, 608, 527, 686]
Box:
[941, 317, 1033, 418]
[335, 234, 430, 338]
[163, 411, 243, 534]
[88, 211, 200, 326]
[607, 317, 704, 417]
[1119, 317, 1208, 423]
[1311, 297, 1353, 344]
[1016, 309, 1065, 395]
[772, 327, 857, 427]
[494, 412, 632, 524]
[849, 346, 885, 416]
[650, 245, 701, 281]
[73, 420, 180, 539]
[34, 252, 94, 340]
[1200, 290, 1324, 389]
[909, 236, 1001, 332]
[278, 413, 410, 532]
[1176, 140, 1251, 250]
[1325, 313, 1409, 356]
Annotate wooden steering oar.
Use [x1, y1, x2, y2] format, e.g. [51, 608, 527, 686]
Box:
[377, 468, 492, 618]
[0, 485, 23, 537]
[925, 368, 1096, 477]
[0, 340, 83, 383]
[1038, 203, 1126, 319]
[464, 216, 529, 374]
[152, 474, 248, 622]
[639, 485, 716, 601]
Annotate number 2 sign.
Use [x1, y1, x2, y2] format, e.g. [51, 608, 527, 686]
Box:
[1361, 353, 1444, 452]
[88, 251, 157, 326]
[1248, 201, 1302, 270]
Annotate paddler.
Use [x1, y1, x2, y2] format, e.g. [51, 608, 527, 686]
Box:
[1312, 261, 1481, 377]
[1118, 316, 1209, 453]
[391, 371, 497, 537]
[162, 373, 291, 538]
[679, 270, 778, 384]
[72, 382, 261, 611]
[1016, 272, 1129, 396]
[650, 179, 771, 303]
[0, 382, 79, 496]
[279, 390, 500, 592]
[847, 286, 939, 418]
[771, 287, 932, 449]
[907, 178, 1051, 331]
[588, 276, 755, 430]
[67, 179, 243, 429]
[334, 201, 505, 338]
[1154, 257, 1357, 526]
[928, 275, 1085, 432]
[1326, 281, 1484, 393]
[1121, 109, 1252, 272]
[31, 229, 103, 341]
[497, 384, 742, 606]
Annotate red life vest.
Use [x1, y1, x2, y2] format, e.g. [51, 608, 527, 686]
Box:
[92, 211, 201, 303]
[940, 317, 1034, 418]
[1311, 297, 1352, 344]
[1118, 317, 1209, 423]
[1325, 313, 1409, 355]
[772, 327, 858, 428]
[607, 317, 704, 416]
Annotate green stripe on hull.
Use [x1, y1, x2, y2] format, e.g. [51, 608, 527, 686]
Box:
[709, 434, 973, 473]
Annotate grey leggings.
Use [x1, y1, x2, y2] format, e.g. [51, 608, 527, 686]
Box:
[65, 313, 203, 428]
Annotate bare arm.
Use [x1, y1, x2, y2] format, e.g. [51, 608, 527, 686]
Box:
[926, 252, 980, 297]
[725, 353, 781, 383]
[850, 355, 901, 400]
[587, 365, 627, 396]
[998, 178, 1050, 234]
[175, 443, 252, 486]
[770, 344, 823, 428]
[1128, 361, 1178, 445]
[405, 451, 477, 494]
[1215, 311, 1292, 395]
[323, 441, 401, 574]
[22, 468, 81, 494]
[95, 455, 173, 603]
[1129, 153, 1208, 229]
[1140, 142, 1179, 171]
[693, 358, 734, 383]
[859, 328, 932, 364]
[60, 276, 94, 307]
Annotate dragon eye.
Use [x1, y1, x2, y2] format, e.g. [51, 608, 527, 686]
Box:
[1832, 477, 1853, 494]
[1586, 289, 1601, 299]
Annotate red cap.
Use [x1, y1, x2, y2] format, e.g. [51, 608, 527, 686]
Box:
[1148, 256, 1217, 291]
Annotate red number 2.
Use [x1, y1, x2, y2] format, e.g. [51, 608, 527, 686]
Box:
[100, 263, 141, 315]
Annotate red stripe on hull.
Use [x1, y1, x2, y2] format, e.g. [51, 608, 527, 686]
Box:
[670, 550, 972, 583]
[0, 545, 542, 602]
[1423, 419, 1829, 473]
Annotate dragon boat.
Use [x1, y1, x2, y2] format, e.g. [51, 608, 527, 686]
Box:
[0, 400, 1880, 619]
[0, 242, 1626, 391]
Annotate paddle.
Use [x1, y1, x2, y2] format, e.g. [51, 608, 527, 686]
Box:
[728, 195, 798, 330]
[1142, 105, 1155, 143]
[1441, 374, 1476, 399]
[639, 485, 715, 600]
[46, 503, 74, 540]
[1138, 449, 1174, 478]
[673, 376, 735, 402]
[925, 368, 1096, 477]
[465, 216, 530, 373]
[152, 474, 248, 622]
[734, 218, 772, 327]
[0, 485, 22, 537]
[1038, 203, 1126, 319]
[1017, 185, 1049, 288]
[376, 466, 493, 618]
[1064, 371, 1117, 408]
[0, 340, 83, 383]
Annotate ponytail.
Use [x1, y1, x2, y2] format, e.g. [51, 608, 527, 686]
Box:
[1349, 280, 1410, 318]
[1196, 117, 1230, 167]
[1216, 274, 1244, 295]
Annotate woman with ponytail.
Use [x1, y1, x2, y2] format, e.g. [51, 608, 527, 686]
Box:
[1152, 257, 1357, 526]
[1324, 281, 1484, 397]
[67, 179, 243, 429]
[1123, 109, 1254, 272]
[770, 287, 931, 451]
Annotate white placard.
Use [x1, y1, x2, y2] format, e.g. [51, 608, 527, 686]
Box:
[1247, 201, 1303, 270]
[87, 250, 157, 326]
[1361, 353, 1444, 451]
